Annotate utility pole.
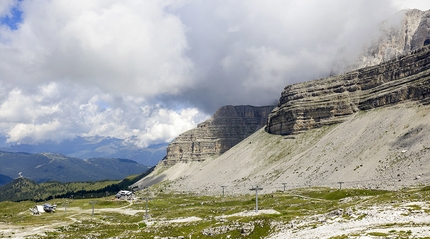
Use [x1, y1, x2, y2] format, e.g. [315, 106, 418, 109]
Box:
[143, 188, 152, 221]
[221, 186, 227, 197]
[338, 182, 344, 190]
[62, 199, 69, 212]
[89, 201, 97, 217]
[145, 196, 149, 221]
[250, 186, 263, 213]
[282, 183, 287, 192]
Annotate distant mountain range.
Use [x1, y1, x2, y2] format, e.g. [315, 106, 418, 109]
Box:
[0, 151, 150, 183]
[0, 174, 13, 187]
[0, 136, 167, 166]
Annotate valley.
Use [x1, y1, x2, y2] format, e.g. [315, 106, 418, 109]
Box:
[2, 186, 430, 238]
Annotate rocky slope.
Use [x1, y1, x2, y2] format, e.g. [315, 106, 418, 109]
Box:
[162, 105, 274, 165]
[134, 45, 430, 194]
[136, 102, 430, 195]
[332, 9, 430, 74]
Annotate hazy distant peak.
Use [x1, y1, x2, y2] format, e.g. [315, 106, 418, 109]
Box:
[331, 8, 430, 75]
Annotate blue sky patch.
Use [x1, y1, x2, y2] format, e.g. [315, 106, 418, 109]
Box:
[0, 2, 23, 30]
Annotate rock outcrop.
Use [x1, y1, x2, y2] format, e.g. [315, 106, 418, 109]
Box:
[162, 105, 274, 165]
[266, 45, 430, 135]
[332, 9, 430, 74]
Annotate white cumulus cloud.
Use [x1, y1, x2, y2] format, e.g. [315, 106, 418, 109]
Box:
[0, 0, 194, 96]
[0, 0, 428, 147]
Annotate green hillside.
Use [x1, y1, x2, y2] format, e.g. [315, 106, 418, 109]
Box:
[0, 167, 154, 202]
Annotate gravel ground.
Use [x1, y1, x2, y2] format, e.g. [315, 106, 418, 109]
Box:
[2, 199, 430, 238]
[135, 103, 430, 195]
[269, 201, 430, 238]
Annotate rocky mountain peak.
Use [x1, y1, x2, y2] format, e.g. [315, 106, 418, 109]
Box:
[332, 9, 430, 75]
[162, 105, 274, 165]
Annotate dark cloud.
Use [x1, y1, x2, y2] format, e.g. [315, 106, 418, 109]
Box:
[170, 0, 402, 112]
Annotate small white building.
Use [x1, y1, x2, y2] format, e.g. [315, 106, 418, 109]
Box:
[115, 190, 134, 200]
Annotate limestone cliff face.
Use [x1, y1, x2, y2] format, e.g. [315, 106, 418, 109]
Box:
[266, 45, 430, 135]
[163, 105, 274, 165]
[332, 9, 430, 74]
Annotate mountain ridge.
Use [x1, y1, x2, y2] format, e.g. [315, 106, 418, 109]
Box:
[134, 45, 430, 194]
[0, 174, 13, 187]
[0, 151, 150, 183]
[0, 136, 167, 166]
[266, 45, 430, 135]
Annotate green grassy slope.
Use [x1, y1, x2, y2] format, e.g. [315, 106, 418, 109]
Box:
[2, 186, 430, 238]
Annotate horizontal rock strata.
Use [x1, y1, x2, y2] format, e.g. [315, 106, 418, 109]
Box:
[163, 105, 274, 165]
[266, 45, 430, 135]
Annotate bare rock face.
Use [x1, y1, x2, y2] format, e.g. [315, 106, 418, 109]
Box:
[163, 105, 274, 165]
[332, 9, 430, 74]
[410, 10, 430, 48]
[266, 45, 430, 135]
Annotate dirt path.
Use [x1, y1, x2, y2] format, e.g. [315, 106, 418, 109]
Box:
[0, 221, 68, 239]
[3, 199, 430, 238]
[0, 200, 146, 239]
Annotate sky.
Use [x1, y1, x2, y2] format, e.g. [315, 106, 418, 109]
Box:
[0, 0, 429, 148]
